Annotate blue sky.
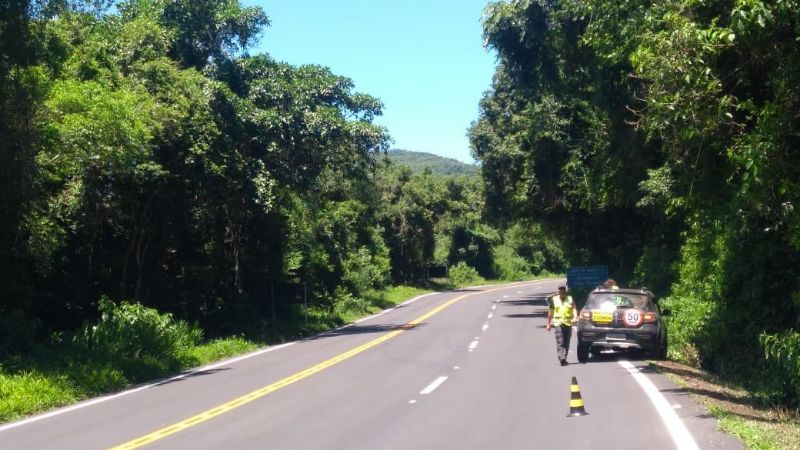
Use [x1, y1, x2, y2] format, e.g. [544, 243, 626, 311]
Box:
[243, 1, 497, 164]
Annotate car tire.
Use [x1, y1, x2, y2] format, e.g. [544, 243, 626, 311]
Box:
[655, 343, 668, 359]
[577, 339, 590, 363]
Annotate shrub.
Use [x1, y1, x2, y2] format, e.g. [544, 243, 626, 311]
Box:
[662, 294, 717, 365]
[60, 361, 127, 395]
[331, 286, 372, 322]
[342, 245, 391, 295]
[492, 244, 533, 281]
[449, 261, 482, 286]
[760, 330, 800, 407]
[72, 297, 202, 382]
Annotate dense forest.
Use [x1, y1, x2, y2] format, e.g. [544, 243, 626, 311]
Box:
[472, 0, 800, 406]
[1, 0, 798, 412]
[0, 0, 563, 363]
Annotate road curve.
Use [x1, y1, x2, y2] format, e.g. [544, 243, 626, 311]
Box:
[0, 279, 742, 449]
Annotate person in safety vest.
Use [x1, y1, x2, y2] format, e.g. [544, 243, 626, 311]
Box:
[546, 285, 578, 366]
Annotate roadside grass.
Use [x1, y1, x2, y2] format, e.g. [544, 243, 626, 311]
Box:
[0, 336, 261, 424]
[380, 285, 433, 304]
[0, 369, 79, 423]
[650, 360, 800, 450]
[189, 337, 260, 366]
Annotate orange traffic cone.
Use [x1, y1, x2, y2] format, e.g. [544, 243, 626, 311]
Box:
[567, 376, 588, 417]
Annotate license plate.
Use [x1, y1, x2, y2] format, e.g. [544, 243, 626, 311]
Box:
[592, 311, 613, 323]
[606, 333, 626, 341]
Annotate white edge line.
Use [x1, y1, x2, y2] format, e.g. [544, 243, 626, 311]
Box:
[420, 376, 448, 395]
[619, 360, 700, 450]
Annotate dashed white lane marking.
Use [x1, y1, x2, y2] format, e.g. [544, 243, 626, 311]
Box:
[517, 291, 523, 294]
[454, 366, 460, 370]
[409, 400, 417, 404]
[673, 404, 682, 409]
[468, 340, 479, 352]
[488, 312, 493, 319]
[482, 323, 489, 332]
[619, 361, 700, 450]
[492, 304, 497, 310]
[420, 376, 448, 395]
[503, 295, 509, 298]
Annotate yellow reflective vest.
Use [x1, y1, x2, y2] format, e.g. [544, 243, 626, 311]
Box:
[550, 294, 575, 327]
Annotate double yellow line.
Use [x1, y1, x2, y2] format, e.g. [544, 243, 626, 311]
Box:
[110, 284, 529, 449]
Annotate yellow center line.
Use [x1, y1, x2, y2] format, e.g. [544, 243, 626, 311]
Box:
[109, 283, 535, 449]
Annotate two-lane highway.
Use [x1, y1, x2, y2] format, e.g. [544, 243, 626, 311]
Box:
[1, 279, 743, 449]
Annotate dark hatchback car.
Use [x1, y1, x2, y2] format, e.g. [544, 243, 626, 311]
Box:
[576, 288, 668, 362]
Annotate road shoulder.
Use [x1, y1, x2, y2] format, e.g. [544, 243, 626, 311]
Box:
[649, 360, 800, 450]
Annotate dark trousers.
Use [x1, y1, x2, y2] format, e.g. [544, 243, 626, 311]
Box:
[554, 325, 572, 362]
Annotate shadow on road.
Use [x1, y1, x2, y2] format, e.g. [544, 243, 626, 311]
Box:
[501, 294, 550, 307]
[505, 311, 548, 319]
[157, 367, 232, 386]
[305, 323, 426, 340]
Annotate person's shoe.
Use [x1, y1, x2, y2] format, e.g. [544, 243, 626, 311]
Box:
[560, 359, 568, 366]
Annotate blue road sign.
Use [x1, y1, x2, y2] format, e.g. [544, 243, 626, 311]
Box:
[566, 266, 609, 288]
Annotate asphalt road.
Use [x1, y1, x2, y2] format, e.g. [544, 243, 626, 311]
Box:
[1, 279, 743, 449]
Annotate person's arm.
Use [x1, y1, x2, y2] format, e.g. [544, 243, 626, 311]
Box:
[546, 309, 553, 331]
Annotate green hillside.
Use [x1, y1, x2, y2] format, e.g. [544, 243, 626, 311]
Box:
[388, 149, 480, 176]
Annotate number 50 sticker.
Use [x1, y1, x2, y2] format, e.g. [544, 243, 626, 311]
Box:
[624, 311, 642, 326]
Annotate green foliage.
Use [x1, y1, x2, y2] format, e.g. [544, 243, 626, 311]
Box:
[148, 0, 269, 70]
[58, 361, 127, 395]
[0, 369, 78, 423]
[190, 337, 259, 366]
[492, 244, 532, 281]
[707, 404, 784, 450]
[475, 0, 800, 408]
[503, 221, 567, 274]
[760, 331, 800, 407]
[379, 285, 431, 305]
[72, 298, 202, 381]
[448, 261, 483, 286]
[342, 245, 391, 295]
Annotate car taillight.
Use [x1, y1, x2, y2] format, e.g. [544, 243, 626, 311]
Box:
[580, 310, 591, 320]
[643, 312, 657, 323]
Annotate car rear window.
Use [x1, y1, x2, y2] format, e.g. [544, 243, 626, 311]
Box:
[584, 293, 653, 311]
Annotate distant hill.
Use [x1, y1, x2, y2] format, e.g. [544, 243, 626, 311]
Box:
[387, 149, 480, 176]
